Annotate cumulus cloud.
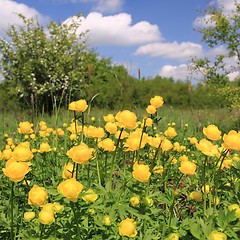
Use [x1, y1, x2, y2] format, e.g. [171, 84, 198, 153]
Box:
[66, 12, 162, 46]
[0, 0, 49, 36]
[61, 0, 124, 13]
[217, 0, 238, 14]
[93, 0, 124, 13]
[158, 64, 193, 81]
[134, 41, 203, 61]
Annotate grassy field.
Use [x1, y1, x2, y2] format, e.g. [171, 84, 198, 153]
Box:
[0, 99, 240, 239]
[1, 106, 239, 142]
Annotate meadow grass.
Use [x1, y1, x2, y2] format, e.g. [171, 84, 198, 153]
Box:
[1, 106, 239, 142]
[0, 100, 240, 239]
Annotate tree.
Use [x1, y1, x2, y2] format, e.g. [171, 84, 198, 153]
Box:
[0, 14, 90, 114]
[190, 1, 240, 108]
[191, 1, 239, 83]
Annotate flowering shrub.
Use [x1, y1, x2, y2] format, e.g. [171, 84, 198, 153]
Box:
[0, 96, 240, 239]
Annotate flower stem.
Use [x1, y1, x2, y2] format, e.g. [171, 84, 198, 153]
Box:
[203, 156, 208, 219]
[109, 127, 123, 190]
[10, 182, 14, 240]
[168, 173, 184, 232]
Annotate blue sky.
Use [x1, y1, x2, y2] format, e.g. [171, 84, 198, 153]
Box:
[0, 0, 239, 81]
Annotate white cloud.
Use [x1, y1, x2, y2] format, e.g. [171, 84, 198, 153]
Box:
[193, 0, 238, 28]
[0, 0, 49, 36]
[134, 41, 203, 61]
[66, 12, 162, 46]
[60, 0, 124, 13]
[93, 0, 124, 13]
[158, 64, 192, 81]
[227, 71, 239, 81]
[217, 0, 239, 14]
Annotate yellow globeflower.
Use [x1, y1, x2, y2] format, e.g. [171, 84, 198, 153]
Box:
[196, 138, 218, 156]
[85, 126, 105, 139]
[18, 121, 34, 134]
[103, 113, 115, 123]
[82, 188, 98, 203]
[189, 191, 203, 202]
[67, 143, 94, 164]
[105, 122, 118, 134]
[161, 138, 173, 152]
[62, 162, 76, 179]
[150, 95, 164, 108]
[188, 137, 198, 144]
[179, 155, 189, 162]
[148, 136, 162, 148]
[119, 218, 137, 238]
[115, 130, 129, 140]
[3, 161, 31, 182]
[132, 162, 151, 182]
[98, 138, 116, 152]
[23, 211, 35, 222]
[124, 129, 148, 151]
[116, 110, 137, 130]
[203, 124, 221, 141]
[12, 143, 33, 161]
[38, 209, 55, 225]
[69, 99, 88, 112]
[52, 202, 64, 214]
[58, 178, 83, 202]
[164, 127, 177, 138]
[179, 161, 196, 176]
[28, 185, 48, 207]
[208, 230, 227, 240]
[39, 142, 51, 153]
[2, 148, 13, 160]
[146, 105, 157, 114]
[223, 130, 240, 151]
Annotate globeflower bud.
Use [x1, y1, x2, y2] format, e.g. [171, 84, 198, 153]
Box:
[119, 218, 137, 238]
[102, 215, 112, 226]
[142, 197, 154, 207]
[201, 185, 210, 194]
[130, 196, 140, 207]
[189, 191, 203, 202]
[24, 211, 35, 222]
[166, 233, 179, 240]
[208, 230, 227, 240]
